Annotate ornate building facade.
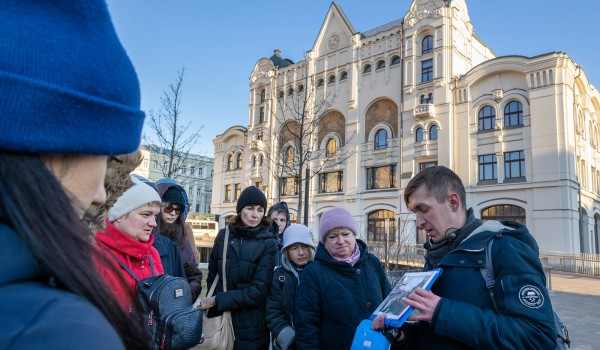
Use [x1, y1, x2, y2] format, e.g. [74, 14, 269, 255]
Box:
[211, 0, 600, 253]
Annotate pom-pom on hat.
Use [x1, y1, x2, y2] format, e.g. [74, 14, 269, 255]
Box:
[236, 186, 267, 214]
[108, 176, 161, 222]
[281, 224, 316, 252]
[318, 207, 358, 243]
[0, 0, 144, 155]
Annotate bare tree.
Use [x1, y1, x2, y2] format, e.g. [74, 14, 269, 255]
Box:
[145, 68, 203, 180]
[263, 71, 355, 224]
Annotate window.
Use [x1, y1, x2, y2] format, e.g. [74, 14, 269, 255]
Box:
[367, 164, 397, 190]
[317, 78, 324, 87]
[259, 89, 266, 103]
[210, 170, 213, 177]
[153, 159, 159, 169]
[319, 171, 343, 193]
[504, 150, 525, 179]
[478, 154, 498, 181]
[227, 155, 233, 171]
[421, 59, 433, 82]
[374, 129, 388, 150]
[236, 153, 242, 169]
[259, 107, 265, 123]
[504, 101, 523, 127]
[190, 167, 195, 175]
[181, 167, 187, 174]
[478, 106, 496, 131]
[481, 205, 526, 224]
[252, 156, 256, 167]
[422, 35, 433, 55]
[284, 146, 294, 165]
[419, 161, 437, 172]
[363, 64, 372, 74]
[340, 71, 348, 81]
[429, 125, 438, 140]
[390, 55, 400, 66]
[225, 184, 231, 201]
[258, 155, 263, 166]
[420, 93, 433, 104]
[376, 60, 385, 70]
[234, 184, 241, 200]
[278, 90, 284, 99]
[281, 176, 298, 196]
[287, 87, 294, 96]
[199, 168, 203, 176]
[297, 84, 304, 93]
[328, 75, 336, 84]
[415, 127, 424, 142]
[197, 187, 202, 196]
[326, 138, 337, 156]
[367, 210, 396, 242]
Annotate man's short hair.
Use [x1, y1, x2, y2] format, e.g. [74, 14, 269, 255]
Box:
[404, 166, 466, 208]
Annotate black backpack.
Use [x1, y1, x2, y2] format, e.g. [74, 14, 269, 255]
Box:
[105, 249, 202, 350]
[474, 221, 571, 349]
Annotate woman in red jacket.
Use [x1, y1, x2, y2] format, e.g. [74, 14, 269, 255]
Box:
[96, 175, 165, 311]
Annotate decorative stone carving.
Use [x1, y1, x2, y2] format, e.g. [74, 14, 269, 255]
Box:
[405, 0, 437, 26]
[493, 89, 504, 101]
[328, 33, 340, 51]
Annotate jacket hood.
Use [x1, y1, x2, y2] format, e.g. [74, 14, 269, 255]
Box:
[157, 182, 189, 220]
[459, 218, 539, 253]
[0, 224, 44, 287]
[314, 239, 369, 274]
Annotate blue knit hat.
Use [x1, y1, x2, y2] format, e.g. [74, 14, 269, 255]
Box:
[0, 0, 145, 155]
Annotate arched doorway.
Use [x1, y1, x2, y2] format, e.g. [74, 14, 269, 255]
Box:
[581, 208, 590, 253]
[594, 213, 600, 254]
[367, 210, 397, 242]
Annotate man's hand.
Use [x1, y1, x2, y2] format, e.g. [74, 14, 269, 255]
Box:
[403, 287, 441, 323]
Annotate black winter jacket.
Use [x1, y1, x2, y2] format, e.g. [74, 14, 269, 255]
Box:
[152, 232, 185, 278]
[294, 240, 391, 350]
[266, 259, 303, 347]
[207, 223, 277, 350]
[0, 224, 125, 349]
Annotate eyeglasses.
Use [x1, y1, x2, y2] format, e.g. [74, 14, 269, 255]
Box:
[162, 205, 182, 215]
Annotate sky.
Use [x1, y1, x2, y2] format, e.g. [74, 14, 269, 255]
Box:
[105, 0, 600, 156]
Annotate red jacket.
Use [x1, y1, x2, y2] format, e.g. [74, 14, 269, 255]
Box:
[96, 220, 164, 311]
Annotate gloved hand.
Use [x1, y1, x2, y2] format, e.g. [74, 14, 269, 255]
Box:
[275, 326, 295, 350]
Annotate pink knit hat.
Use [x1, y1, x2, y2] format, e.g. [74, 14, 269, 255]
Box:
[318, 207, 358, 243]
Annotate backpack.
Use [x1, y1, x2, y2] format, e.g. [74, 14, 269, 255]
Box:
[104, 249, 202, 350]
[473, 221, 571, 349]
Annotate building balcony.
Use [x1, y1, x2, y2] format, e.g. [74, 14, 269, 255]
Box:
[414, 104, 435, 120]
[251, 140, 265, 150]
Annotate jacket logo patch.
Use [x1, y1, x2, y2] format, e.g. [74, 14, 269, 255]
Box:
[175, 288, 183, 298]
[519, 285, 544, 308]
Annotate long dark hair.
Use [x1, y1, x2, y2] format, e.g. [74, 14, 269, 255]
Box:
[155, 210, 187, 251]
[0, 153, 150, 349]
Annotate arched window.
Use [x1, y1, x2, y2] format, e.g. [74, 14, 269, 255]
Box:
[478, 106, 496, 131]
[481, 205, 526, 224]
[367, 210, 397, 242]
[374, 129, 388, 150]
[328, 75, 336, 84]
[422, 35, 433, 55]
[326, 138, 337, 156]
[376, 60, 386, 70]
[227, 155, 233, 170]
[258, 155, 263, 166]
[252, 156, 256, 167]
[363, 64, 372, 74]
[429, 125, 438, 140]
[260, 89, 266, 103]
[277, 90, 284, 99]
[390, 55, 401, 66]
[415, 127, 424, 142]
[297, 84, 304, 93]
[287, 87, 294, 96]
[504, 100, 523, 127]
[284, 146, 294, 165]
[317, 78, 324, 87]
[340, 71, 348, 80]
[235, 153, 243, 169]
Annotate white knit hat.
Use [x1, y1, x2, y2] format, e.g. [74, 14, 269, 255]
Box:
[281, 224, 316, 252]
[108, 175, 161, 222]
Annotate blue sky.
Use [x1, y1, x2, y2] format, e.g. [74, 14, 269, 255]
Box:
[106, 0, 600, 156]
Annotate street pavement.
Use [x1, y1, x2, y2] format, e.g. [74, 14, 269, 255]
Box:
[548, 273, 600, 350]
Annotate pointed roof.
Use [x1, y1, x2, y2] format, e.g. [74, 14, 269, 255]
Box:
[311, 2, 356, 53]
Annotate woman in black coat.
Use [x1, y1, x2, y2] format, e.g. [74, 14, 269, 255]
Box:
[200, 186, 277, 350]
[266, 224, 316, 350]
[294, 207, 391, 350]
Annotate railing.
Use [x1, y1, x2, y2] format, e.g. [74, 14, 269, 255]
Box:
[539, 251, 600, 277]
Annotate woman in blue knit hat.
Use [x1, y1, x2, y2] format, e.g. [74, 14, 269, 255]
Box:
[0, 1, 150, 348]
[294, 207, 392, 350]
[200, 186, 277, 349]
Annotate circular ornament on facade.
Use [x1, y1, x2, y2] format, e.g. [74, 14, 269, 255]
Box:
[328, 33, 340, 50]
[518, 285, 544, 309]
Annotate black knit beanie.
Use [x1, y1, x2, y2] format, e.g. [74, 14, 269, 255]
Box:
[236, 186, 267, 214]
[162, 187, 185, 207]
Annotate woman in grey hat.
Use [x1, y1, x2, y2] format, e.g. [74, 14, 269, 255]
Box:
[266, 224, 316, 350]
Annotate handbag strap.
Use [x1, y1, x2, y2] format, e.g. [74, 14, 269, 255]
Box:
[99, 244, 157, 283]
[206, 226, 230, 297]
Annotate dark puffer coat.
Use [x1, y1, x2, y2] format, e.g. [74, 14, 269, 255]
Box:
[207, 221, 277, 350]
[0, 224, 124, 349]
[294, 239, 391, 350]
